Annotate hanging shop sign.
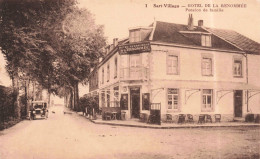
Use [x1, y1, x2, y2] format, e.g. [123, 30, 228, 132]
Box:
[118, 42, 151, 54]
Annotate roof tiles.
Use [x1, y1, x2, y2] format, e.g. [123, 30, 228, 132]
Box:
[152, 21, 260, 54]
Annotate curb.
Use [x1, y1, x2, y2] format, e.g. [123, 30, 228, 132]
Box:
[88, 118, 260, 129]
[74, 112, 260, 129]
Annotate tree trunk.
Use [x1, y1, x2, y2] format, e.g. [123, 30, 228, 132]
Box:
[74, 81, 79, 111]
[32, 81, 35, 101]
[47, 91, 51, 108]
[26, 79, 30, 116]
[69, 88, 74, 109]
[12, 73, 20, 119]
[24, 80, 29, 117]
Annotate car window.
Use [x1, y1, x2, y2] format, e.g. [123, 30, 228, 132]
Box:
[34, 104, 43, 109]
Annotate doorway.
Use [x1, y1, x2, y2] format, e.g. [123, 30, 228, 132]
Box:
[130, 87, 140, 118]
[234, 90, 243, 117]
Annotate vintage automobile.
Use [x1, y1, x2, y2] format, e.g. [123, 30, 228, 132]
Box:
[29, 101, 49, 120]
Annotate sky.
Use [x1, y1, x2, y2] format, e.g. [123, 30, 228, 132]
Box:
[1, 0, 260, 93]
[77, 0, 260, 44]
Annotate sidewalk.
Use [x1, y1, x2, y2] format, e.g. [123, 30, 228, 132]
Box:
[75, 112, 260, 129]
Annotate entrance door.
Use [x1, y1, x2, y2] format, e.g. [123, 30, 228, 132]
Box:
[130, 88, 140, 118]
[234, 90, 243, 117]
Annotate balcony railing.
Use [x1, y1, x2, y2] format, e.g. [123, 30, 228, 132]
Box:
[120, 66, 148, 81]
[110, 101, 120, 107]
[101, 101, 120, 108]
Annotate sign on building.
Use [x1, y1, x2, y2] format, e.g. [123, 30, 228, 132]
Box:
[118, 42, 151, 54]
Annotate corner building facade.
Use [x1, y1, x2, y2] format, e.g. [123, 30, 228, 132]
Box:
[89, 16, 260, 122]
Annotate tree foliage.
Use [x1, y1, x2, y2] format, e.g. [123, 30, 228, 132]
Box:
[0, 0, 106, 113]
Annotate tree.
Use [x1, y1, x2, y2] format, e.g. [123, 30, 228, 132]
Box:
[55, 8, 106, 110]
[0, 0, 76, 118]
[0, 0, 106, 114]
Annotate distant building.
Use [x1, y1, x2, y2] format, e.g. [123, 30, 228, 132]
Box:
[88, 14, 260, 122]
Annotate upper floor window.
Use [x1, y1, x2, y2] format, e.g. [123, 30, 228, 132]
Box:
[129, 29, 140, 43]
[233, 59, 242, 77]
[102, 67, 104, 84]
[202, 57, 213, 76]
[167, 88, 179, 110]
[107, 63, 110, 82]
[114, 57, 118, 78]
[129, 54, 141, 78]
[167, 54, 179, 75]
[202, 89, 213, 112]
[201, 35, 211, 47]
[130, 54, 141, 67]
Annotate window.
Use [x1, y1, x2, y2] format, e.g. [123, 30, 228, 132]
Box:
[95, 72, 98, 87]
[107, 89, 110, 107]
[167, 88, 179, 110]
[201, 35, 212, 47]
[113, 86, 119, 107]
[129, 29, 140, 43]
[202, 57, 213, 76]
[114, 57, 118, 78]
[130, 54, 141, 78]
[167, 54, 178, 75]
[107, 63, 110, 82]
[142, 93, 150, 110]
[202, 89, 213, 111]
[233, 59, 242, 77]
[101, 91, 105, 107]
[102, 67, 104, 84]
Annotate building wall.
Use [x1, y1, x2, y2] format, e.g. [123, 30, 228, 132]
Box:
[149, 45, 248, 121]
[150, 45, 246, 83]
[117, 52, 150, 119]
[95, 43, 259, 121]
[248, 54, 260, 114]
[99, 52, 120, 89]
[98, 52, 120, 109]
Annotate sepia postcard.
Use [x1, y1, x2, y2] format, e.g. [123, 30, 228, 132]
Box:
[0, 0, 260, 159]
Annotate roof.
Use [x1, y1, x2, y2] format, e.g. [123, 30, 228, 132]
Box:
[152, 21, 197, 46]
[152, 21, 260, 54]
[205, 27, 260, 55]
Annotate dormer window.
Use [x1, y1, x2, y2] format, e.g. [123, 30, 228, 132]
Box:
[129, 29, 141, 43]
[201, 35, 212, 47]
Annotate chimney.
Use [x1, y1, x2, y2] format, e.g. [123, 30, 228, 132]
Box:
[113, 38, 118, 47]
[187, 14, 194, 30]
[198, 20, 203, 27]
[106, 45, 110, 54]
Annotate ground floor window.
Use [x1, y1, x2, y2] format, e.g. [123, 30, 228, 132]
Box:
[142, 93, 150, 110]
[120, 94, 128, 110]
[101, 91, 105, 107]
[107, 89, 110, 107]
[202, 89, 213, 111]
[113, 86, 119, 107]
[167, 88, 179, 110]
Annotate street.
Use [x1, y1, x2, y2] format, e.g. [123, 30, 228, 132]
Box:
[0, 106, 259, 159]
